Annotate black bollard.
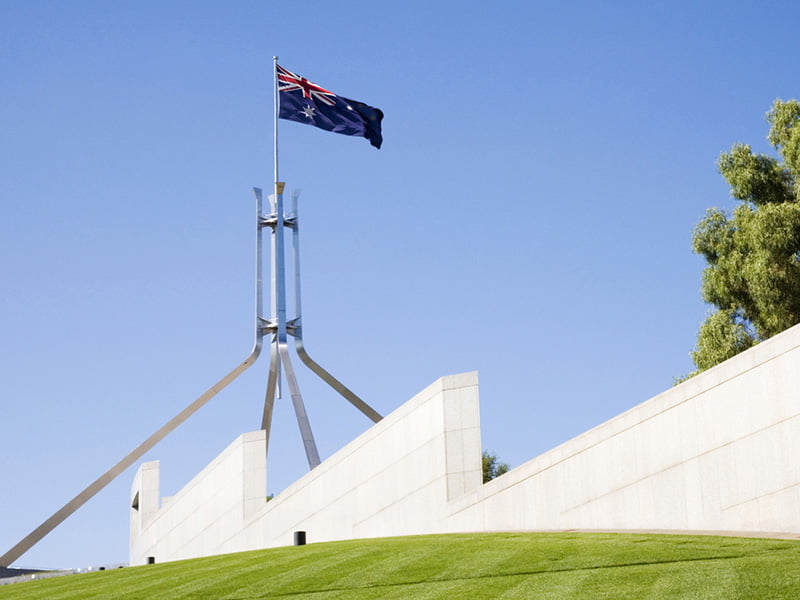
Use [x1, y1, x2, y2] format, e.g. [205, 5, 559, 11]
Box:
[294, 531, 306, 546]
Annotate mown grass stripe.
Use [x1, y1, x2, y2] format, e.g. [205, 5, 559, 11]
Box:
[1, 532, 798, 600]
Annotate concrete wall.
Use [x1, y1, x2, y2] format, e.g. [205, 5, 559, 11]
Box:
[130, 431, 267, 563]
[130, 372, 482, 564]
[131, 323, 800, 565]
[447, 324, 800, 535]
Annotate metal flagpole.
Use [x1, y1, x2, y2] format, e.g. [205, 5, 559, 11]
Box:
[265, 56, 382, 436]
[259, 56, 282, 443]
[262, 56, 321, 469]
[273, 56, 280, 206]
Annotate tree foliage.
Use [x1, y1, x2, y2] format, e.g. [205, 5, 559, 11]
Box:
[482, 450, 509, 483]
[689, 99, 800, 375]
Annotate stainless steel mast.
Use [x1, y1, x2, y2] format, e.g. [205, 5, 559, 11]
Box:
[260, 56, 382, 470]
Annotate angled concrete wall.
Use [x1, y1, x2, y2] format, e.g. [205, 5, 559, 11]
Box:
[130, 373, 482, 564]
[130, 430, 267, 563]
[131, 323, 800, 565]
[447, 324, 800, 535]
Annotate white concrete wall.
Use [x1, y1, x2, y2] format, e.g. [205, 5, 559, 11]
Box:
[129, 460, 160, 562]
[130, 431, 267, 564]
[131, 323, 800, 565]
[130, 372, 482, 564]
[447, 323, 800, 535]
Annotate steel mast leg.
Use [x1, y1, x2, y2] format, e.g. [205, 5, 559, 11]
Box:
[288, 190, 382, 423]
[0, 348, 261, 568]
[294, 336, 382, 423]
[260, 337, 280, 445]
[0, 189, 269, 568]
[278, 343, 321, 467]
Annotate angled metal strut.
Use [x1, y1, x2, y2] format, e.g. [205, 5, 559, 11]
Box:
[0, 192, 268, 568]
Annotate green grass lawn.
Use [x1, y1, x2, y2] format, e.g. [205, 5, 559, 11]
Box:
[2, 532, 799, 599]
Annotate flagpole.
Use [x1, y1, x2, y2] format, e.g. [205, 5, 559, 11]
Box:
[262, 56, 377, 467]
[273, 55, 279, 187]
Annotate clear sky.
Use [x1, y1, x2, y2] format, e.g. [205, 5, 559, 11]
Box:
[2, 0, 798, 569]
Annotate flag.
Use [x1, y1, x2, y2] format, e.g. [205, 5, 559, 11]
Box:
[277, 64, 383, 149]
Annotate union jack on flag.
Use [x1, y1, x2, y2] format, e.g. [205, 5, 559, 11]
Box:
[277, 65, 337, 106]
[277, 64, 383, 149]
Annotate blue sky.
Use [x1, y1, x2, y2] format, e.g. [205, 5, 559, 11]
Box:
[2, 0, 798, 569]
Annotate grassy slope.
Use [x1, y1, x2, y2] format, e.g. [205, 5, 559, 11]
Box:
[1, 532, 799, 599]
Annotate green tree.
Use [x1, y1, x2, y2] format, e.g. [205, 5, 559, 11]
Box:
[689, 99, 800, 375]
[482, 450, 509, 483]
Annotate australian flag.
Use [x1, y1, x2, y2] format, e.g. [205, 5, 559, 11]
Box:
[277, 64, 383, 149]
